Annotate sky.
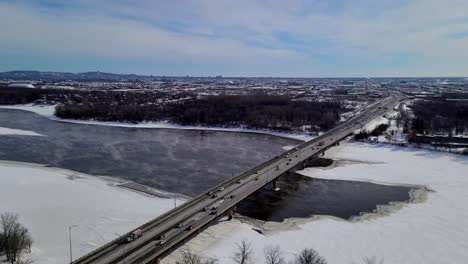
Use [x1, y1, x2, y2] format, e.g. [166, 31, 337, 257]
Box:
[0, 0, 467, 77]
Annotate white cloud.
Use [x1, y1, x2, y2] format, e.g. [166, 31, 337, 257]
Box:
[1, 0, 468, 76]
[0, 2, 300, 64]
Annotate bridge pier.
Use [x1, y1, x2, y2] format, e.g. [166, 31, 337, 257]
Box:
[272, 179, 280, 191]
[150, 257, 161, 264]
[228, 207, 236, 220]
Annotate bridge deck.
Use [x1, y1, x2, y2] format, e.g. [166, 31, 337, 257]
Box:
[73, 94, 404, 264]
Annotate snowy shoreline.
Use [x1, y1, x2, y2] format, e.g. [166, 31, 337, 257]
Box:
[165, 142, 468, 264]
[0, 160, 185, 264]
[0, 126, 45, 136]
[0, 104, 314, 142]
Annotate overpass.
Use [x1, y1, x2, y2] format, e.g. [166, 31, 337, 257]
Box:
[73, 93, 404, 264]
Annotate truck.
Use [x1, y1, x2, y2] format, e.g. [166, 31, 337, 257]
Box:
[120, 229, 143, 244]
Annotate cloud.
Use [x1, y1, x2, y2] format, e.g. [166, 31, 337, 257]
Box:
[0, 2, 300, 64]
[1, 0, 468, 76]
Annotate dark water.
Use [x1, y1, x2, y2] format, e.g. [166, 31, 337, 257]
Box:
[0, 109, 296, 196]
[0, 109, 413, 221]
[238, 172, 412, 221]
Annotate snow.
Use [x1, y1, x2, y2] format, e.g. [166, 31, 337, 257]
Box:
[0, 126, 44, 136]
[170, 142, 468, 264]
[356, 116, 389, 133]
[0, 104, 314, 142]
[0, 104, 56, 119]
[0, 161, 183, 264]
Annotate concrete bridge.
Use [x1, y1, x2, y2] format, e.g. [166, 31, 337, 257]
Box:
[73, 94, 403, 264]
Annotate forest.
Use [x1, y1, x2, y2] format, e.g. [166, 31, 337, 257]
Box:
[55, 94, 343, 132]
[411, 98, 468, 135]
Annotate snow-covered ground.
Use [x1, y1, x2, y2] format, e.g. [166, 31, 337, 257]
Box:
[0, 161, 183, 264]
[0, 104, 56, 119]
[356, 116, 389, 134]
[0, 104, 314, 141]
[0, 126, 44, 136]
[167, 142, 468, 264]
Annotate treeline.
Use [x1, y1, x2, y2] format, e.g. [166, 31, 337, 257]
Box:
[175, 240, 328, 264]
[0, 86, 42, 104]
[0, 86, 179, 106]
[412, 99, 468, 135]
[56, 94, 344, 131]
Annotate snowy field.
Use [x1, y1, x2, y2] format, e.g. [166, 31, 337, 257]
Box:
[0, 126, 44, 136]
[0, 161, 183, 264]
[166, 142, 468, 264]
[0, 104, 314, 141]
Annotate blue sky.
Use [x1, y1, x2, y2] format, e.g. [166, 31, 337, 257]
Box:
[1, 0, 467, 77]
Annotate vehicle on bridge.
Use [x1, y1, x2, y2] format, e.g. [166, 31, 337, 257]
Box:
[119, 229, 142, 244]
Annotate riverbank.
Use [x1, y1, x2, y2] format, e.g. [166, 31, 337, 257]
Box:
[0, 160, 184, 264]
[0, 104, 315, 141]
[165, 142, 468, 264]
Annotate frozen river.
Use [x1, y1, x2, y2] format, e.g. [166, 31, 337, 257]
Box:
[0, 108, 412, 221]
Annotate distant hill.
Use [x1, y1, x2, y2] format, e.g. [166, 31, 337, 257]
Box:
[0, 71, 153, 81]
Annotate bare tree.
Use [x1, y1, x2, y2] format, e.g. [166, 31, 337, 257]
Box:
[264, 245, 284, 264]
[202, 257, 219, 264]
[232, 240, 253, 264]
[176, 249, 218, 264]
[177, 249, 202, 264]
[295, 248, 327, 264]
[0, 212, 33, 264]
[362, 256, 384, 264]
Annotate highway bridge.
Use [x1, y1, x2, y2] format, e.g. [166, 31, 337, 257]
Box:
[73, 94, 404, 264]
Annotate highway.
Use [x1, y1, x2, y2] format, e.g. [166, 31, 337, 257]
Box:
[73, 93, 404, 264]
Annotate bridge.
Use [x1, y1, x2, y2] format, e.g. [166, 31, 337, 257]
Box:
[73, 94, 403, 264]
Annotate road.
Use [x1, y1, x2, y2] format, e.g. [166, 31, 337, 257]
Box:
[73, 93, 404, 264]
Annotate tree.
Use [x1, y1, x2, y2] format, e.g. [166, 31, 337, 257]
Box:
[0, 212, 33, 264]
[361, 256, 384, 264]
[176, 249, 218, 264]
[264, 245, 284, 264]
[232, 240, 253, 264]
[295, 248, 327, 264]
[177, 249, 202, 264]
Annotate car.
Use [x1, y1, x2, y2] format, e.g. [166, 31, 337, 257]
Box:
[203, 206, 209, 212]
[254, 171, 259, 174]
[275, 165, 279, 170]
[218, 187, 225, 191]
[187, 225, 194, 231]
[286, 162, 290, 165]
[156, 240, 166, 246]
[230, 194, 235, 199]
[176, 223, 183, 228]
[236, 180, 243, 184]
[210, 210, 217, 215]
[207, 191, 214, 195]
[211, 205, 217, 210]
[132, 229, 142, 239]
[255, 177, 259, 181]
[211, 194, 218, 199]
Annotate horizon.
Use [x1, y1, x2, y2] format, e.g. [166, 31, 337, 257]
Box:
[1, 69, 467, 79]
[1, 1, 468, 77]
